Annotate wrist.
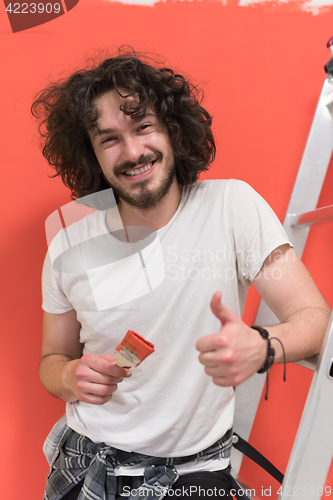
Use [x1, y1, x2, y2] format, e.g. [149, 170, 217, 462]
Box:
[62, 359, 80, 402]
[251, 326, 286, 400]
[251, 326, 275, 373]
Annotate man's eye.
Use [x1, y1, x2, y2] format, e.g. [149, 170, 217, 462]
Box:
[138, 124, 151, 132]
[101, 137, 115, 144]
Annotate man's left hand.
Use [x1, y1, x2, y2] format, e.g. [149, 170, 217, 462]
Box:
[196, 291, 267, 387]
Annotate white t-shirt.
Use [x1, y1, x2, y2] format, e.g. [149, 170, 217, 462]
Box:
[42, 179, 290, 470]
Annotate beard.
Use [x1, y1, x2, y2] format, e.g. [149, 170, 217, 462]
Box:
[105, 153, 177, 210]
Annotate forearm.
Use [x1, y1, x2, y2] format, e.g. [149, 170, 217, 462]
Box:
[39, 354, 80, 403]
[265, 305, 331, 364]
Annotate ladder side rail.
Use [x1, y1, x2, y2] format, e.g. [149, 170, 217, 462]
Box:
[284, 74, 333, 257]
[279, 312, 333, 500]
[284, 75, 333, 217]
[233, 74, 333, 473]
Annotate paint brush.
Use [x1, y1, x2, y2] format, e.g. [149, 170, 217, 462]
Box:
[115, 330, 155, 367]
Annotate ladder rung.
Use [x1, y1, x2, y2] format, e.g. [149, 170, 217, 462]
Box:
[324, 91, 333, 116]
[295, 354, 318, 370]
[288, 204, 333, 228]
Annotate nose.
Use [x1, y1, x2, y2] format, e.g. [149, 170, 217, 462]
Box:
[121, 135, 145, 164]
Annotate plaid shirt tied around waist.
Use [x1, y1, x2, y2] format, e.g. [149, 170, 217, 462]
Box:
[44, 421, 233, 500]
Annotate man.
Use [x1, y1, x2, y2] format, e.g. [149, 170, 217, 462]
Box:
[32, 51, 330, 500]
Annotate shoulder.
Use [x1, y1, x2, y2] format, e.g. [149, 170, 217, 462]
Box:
[187, 178, 256, 193]
[186, 179, 231, 200]
[45, 209, 108, 274]
[185, 179, 259, 205]
[47, 209, 107, 255]
[65, 209, 108, 243]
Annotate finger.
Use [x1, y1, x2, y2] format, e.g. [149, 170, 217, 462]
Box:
[198, 351, 220, 367]
[81, 353, 115, 375]
[79, 392, 114, 405]
[204, 364, 235, 377]
[77, 368, 121, 385]
[110, 363, 132, 378]
[196, 331, 229, 353]
[76, 360, 118, 384]
[99, 353, 132, 378]
[81, 354, 130, 378]
[212, 373, 245, 387]
[210, 292, 240, 325]
[211, 376, 232, 387]
[199, 347, 235, 365]
[98, 353, 117, 363]
[78, 381, 119, 398]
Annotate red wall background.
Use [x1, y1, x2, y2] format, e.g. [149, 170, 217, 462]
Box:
[0, 1, 332, 499]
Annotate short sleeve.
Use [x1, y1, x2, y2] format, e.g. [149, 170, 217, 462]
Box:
[42, 252, 74, 314]
[227, 180, 292, 283]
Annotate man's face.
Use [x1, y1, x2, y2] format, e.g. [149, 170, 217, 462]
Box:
[89, 89, 176, 210]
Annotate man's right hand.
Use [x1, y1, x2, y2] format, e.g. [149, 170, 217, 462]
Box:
[65, 353, 132, 405]
[39, 310, 132, 404]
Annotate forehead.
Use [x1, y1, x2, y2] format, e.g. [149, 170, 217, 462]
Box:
[90, 89, 152, 133]
[92, 89, 136, 121]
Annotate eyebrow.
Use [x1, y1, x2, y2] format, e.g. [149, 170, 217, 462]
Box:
[92, 112, 157, 138]
[92, 127, 116, 138]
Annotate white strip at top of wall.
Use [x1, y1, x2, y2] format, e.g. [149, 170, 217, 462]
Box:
[106, 0, 333, 14]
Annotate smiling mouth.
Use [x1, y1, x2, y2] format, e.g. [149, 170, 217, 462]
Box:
[123, 160, 156, 177]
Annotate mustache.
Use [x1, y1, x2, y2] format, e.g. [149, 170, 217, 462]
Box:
[114, 152, 162, 175]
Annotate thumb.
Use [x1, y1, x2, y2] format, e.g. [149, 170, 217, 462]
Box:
[210, 292, 239, 325]
[99, 352, 117, 364]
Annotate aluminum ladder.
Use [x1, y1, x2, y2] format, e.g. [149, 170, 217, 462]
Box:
[231, 37, 333, 500]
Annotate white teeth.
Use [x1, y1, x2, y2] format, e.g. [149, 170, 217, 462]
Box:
[124, 162, 153, 176]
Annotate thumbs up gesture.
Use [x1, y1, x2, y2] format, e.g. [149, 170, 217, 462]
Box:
[196, 292, 267, 387]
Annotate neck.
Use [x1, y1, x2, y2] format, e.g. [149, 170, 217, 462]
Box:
[115, 180, 183, 231]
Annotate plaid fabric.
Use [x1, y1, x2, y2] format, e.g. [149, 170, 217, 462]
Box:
[44, 426, 233, 500]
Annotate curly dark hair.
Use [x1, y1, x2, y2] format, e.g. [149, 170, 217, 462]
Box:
[31, 49, 216, 203]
